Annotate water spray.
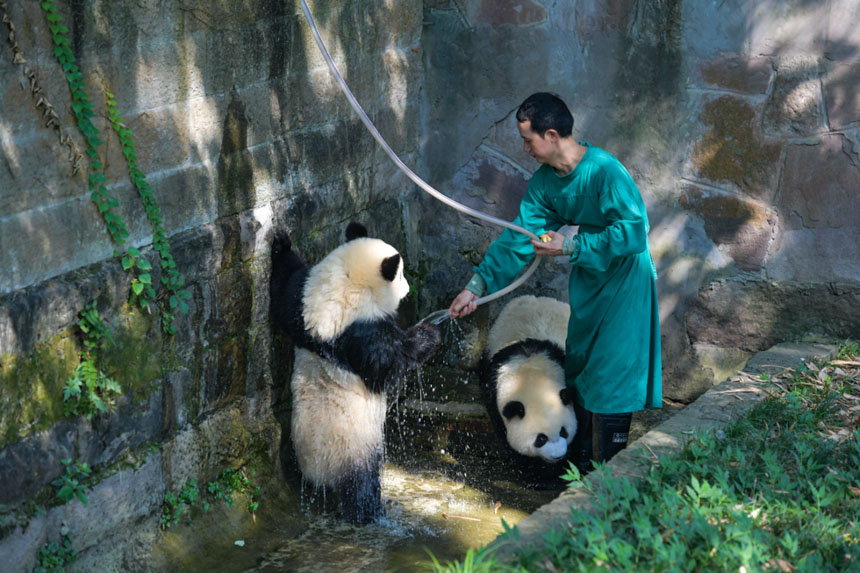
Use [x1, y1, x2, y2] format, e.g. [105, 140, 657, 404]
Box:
[298, 0, 542, 319]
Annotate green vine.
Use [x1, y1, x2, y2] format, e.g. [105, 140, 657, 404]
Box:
[41, 0, 128, 246]
[106, 93, 191, 334]
[41, 1, 190, 335]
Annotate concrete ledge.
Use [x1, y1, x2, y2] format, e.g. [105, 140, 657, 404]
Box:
[491, 341, 837, 558]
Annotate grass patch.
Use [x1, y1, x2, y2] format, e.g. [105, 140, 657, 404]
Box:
[426, 344, 860, 572]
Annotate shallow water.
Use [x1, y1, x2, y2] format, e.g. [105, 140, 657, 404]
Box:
[245, 461, 555, 573]
[160, 315, 679, 572]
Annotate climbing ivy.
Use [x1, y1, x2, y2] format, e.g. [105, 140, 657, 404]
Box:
[106, 92, 191, 334]
[41, 1, 190, 335]
[41, 0, 128, 246]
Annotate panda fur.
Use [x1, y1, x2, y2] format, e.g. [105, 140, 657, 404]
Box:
[270, 222, 441, 523]
[480, 295, 577, 487]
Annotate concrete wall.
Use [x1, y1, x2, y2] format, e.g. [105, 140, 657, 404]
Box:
[415, 0, 860, 402]
[0, 0, 422, 569]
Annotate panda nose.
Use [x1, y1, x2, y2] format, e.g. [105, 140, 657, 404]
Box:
[560, 427, 568, 438]
[534, 433, 548, 448]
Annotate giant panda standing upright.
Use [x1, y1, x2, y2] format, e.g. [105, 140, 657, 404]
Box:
[480, 295, 578, 488]
[270, 222, 441, 523]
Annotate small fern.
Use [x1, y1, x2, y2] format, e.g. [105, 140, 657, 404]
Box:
[62, 301, 122, 420]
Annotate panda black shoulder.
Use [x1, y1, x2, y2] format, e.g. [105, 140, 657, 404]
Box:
[488, 338, 565, 371]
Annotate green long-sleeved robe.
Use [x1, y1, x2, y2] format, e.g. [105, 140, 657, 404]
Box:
[475, 143, 661, 414]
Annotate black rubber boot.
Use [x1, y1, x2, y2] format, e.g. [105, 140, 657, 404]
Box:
[594, 411, 632, 463]
[570, 402, 595, 476]
[569, 403, 633, 476]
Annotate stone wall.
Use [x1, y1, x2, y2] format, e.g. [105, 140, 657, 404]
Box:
[0, 0, 422, 569]
[415, 0, 860, 402]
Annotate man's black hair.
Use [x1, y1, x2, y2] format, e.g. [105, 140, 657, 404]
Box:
[516, 92, 574, 138]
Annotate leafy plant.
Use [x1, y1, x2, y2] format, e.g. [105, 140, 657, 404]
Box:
[41, 2, 189, 335]
[62, 301, 121, 420]
[107, 92, 191, 334]
[161, 478, 206, 530]
[40, 0, 128, 247]
[838, 340, 858, 360]
[51, 459, 91, 506]
[208, 467, 261, 515]
[62, 359, 122, 420]
[33, 533, 77, 573]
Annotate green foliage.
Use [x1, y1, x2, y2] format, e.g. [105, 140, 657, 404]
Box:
[838, 340, 858, 360]
[161, 467, 261, 530]
[62, 359, 121, 419]
[208, 467, 261, 515]
[161, 478, 206, 530]
[40, 0, 128, 246]
[106, 92, 191, 334]
[427, 352, 860, 572]
[62, 302, 122, 420]
[51, 459, 91, 506]
[33, 533, 77, 573]
[41, 2, 188, 336]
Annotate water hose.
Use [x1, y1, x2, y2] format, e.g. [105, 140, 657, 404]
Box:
[297, 0, 542, 311]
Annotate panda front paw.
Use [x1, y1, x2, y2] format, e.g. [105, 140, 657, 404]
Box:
[408, 322, 442, 362]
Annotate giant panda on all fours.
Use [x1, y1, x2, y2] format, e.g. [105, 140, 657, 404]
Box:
[479, 295, 578, 489]
[269, 222, 442, 524]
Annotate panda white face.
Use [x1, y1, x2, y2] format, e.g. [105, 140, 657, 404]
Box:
[302, 236, 410, 341]
[496, 354, 577, 462]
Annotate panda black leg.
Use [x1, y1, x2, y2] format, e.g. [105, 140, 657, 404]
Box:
[338, 452, 384, 524]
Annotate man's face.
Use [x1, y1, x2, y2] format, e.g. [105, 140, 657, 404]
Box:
[518, 120, 554, 164]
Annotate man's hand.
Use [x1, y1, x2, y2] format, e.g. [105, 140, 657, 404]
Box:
[448, 289, 479, 318]
[531, 229, 565, 257]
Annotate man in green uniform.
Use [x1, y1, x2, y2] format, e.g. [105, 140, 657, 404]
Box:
[448, 92, 661, 473]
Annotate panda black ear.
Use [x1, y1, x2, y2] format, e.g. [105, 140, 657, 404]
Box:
[560, 387, 574, 406]
[345, 222, 368, 241]
[502, 401, 525, 420]
[380, 254, 401, 282]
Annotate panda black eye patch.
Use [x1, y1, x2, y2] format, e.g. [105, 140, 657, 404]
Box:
[560, 427, 568, 438]
[502, 400, 525, 420]
[534, 433, 548, 448]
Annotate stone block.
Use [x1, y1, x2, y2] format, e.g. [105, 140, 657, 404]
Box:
[823, 61, 860, 130]
[698, 52, 771, 94]
[687, 279, 860, 351]
[768, 226, 860, 283]
[763, 58, 826, 137]
[146, 159, 219, 231]
[678, 184, 774, 271]
[106, 99, 215, 178]
[825, 0, 860, 61]
[0, 196, 131, 294]
[690, 96, 783, 201]
[747, 0, 827, 56]
[470, 0, 548, 27]
[778, 134, 860, 231]
[0, 129, 88, 219]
